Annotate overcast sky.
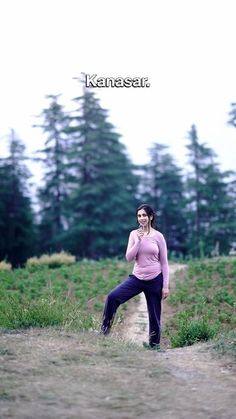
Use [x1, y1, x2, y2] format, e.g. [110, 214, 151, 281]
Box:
[0, 0, 236, 183]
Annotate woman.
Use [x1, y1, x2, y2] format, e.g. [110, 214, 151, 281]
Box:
[100, 204, 169, 349]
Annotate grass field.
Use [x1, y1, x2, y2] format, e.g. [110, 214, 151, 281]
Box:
[0, 256, 236, 418]
[0, 256, 235, 351]
[0, 258, 132, 330]
[164, 257, 236, 348]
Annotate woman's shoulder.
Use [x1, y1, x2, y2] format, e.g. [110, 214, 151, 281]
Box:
[152, 229, 165, 239]
[129, 228, 139, 236]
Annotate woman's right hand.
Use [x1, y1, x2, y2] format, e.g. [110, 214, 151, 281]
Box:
[137, 227, 145, 240]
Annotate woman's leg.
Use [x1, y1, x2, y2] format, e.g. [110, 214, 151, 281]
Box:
[100, 275, 142, 335]
[143, 274, 163, 347]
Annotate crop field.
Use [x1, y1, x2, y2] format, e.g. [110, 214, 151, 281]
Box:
[0, 258, 132, 330]
[0, 255, 235, 350]
[165, 257, 236, 347]
[0, 256, 236, 418]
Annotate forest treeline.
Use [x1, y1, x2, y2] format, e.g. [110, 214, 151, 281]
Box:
[1, 83, 236, 267]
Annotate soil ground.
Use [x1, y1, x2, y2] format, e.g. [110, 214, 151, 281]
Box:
[0, 264, 235, 418]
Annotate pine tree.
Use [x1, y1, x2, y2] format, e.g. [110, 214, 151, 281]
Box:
[65, 84, 139, 258]
[139, 143, 187, 257]
[34, 95, 70, 253]
[186, 124, 233, 256]
[0, 130, 35, 266]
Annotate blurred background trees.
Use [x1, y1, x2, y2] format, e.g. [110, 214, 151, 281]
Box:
[0, 130, 35, 267]
[0, 82, 235, 266]
[138, 143, 187, 256]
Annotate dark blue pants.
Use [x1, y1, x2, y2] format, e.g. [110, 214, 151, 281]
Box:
[101, 273, 163, 346]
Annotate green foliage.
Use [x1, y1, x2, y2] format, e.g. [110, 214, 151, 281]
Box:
[139, 143, 187, 256]
[185, 124, 235, 257]
[0, 259, 131, 330]
[34, 87, 138, 259]
[166, 258, 236, 347]
[64, 87, 139, 258]
[0, 294, 97, 330]
[1, 84, 236, 262]
[170, 313, 218, 347]
[0, 130, 35, 267]
[34, 95, 71, 253]
[0, 81, 236, 264]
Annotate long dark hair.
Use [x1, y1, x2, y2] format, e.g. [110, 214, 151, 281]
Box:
[136, 204, 157, 228]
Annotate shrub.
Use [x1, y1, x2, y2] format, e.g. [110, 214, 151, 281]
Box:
[26, 252, 76, 271]
[170, 315, 219, 348]
[0, 261, 12, 271]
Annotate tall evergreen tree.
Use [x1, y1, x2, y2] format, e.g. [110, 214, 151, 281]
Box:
[186, 124, 233, 256]
[0, 130, 35, 266]
[34, 95, 70, 253]
[139, 143, 187, 256]
[65, 84, 139, 258]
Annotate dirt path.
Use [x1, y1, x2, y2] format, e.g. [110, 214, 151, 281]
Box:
[120, 263, 186, 346]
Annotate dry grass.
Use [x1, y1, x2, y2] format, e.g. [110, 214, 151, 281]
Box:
[0, 328, 236, 419]
[26, 252, 76, 271]
[0, 261, 12, 271]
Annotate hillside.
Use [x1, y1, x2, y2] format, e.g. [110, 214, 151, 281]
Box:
[0, 257, 235, 418]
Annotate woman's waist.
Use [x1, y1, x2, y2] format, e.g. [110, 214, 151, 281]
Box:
[132, 263, 162, 280]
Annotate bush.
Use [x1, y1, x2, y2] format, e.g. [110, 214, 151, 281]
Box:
[26, 252, 76, 271]
[0, 261, 12, 271]
[170, 315, 219, 348]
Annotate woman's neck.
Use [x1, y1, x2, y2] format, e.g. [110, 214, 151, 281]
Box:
[143, 224, 151, 234]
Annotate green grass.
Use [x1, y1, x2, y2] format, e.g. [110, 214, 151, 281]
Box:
[0, 295, 98, 330]
[1, 256, 235, 351]
[166, 257, 236, 347]
[0, 258, 132, 330]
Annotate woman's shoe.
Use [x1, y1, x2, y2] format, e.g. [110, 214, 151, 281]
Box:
[142, 342, 165, 352]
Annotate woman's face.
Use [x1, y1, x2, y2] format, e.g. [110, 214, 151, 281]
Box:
[137, 209, 150, 227]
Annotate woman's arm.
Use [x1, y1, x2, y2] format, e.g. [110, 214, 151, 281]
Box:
[158, 233, 169, 293]
[125, 231, 141, 262]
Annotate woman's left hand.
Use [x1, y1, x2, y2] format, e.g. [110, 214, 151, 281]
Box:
[162, 288, 169, 299]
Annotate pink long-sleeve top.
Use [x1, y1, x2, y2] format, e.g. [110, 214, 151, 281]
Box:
[125, 229, 169, 289]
